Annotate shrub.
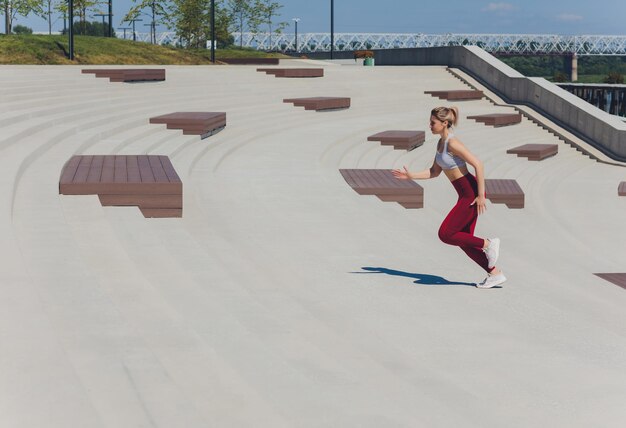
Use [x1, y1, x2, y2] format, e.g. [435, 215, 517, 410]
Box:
[13, 25, 33, 35]
[552, 72, 568, 83]
[61, 21, 116, 38]
[604, 71, 624, 84]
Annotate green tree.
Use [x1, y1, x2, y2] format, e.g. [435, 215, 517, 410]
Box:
[35, 0, 65, 34]
[124, 0, 169, 44]
[1, 0, 43, 34]
[227, 0, 252, 47]
[168, 0, 231, 49]
[73, 0, 99, 34]
[254, 0, 285, 50]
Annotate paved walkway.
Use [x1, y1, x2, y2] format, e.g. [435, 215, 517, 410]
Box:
[1, 62, 625, 427]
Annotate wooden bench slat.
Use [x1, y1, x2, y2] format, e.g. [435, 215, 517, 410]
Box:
[222, 58, 279, 65]
[468, 113, 521, 127]
[99, 194, 182, 208]
[284, 97, 350, 111]
[83, 68, 165, 82]
[340, 169, 424, 208]
[424, 90, 483, 100]
[367, 130, 426, 151]
[114, 156, 127, 183]
[59, 156, 82, 185]
[74, 155, 94, 183]
[353, 169, 374, 192]
[137, 156, 155, 183]
[62, 182, 182, 195]
[101, 156, 115, 182]
[147, 156, 167, 183]
[149, 112, 226, 138]
[485, 178, 524, 208]
[86, 155, 105, 183]
[126, 156, 141, 183]
[159, 156, 182, 183]
[366, 170, 392, 190]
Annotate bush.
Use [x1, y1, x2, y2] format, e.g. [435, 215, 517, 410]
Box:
[13, 25, 33, 35]
[553, 72, 568, 83]
[604, 71, 624, 84]
[61, 21, 116, 38]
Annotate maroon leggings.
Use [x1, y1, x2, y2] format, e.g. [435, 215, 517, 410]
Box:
[438, 174, 491, 273]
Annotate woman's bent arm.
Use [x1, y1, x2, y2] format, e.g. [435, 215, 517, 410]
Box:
[392, 160, 441, 180]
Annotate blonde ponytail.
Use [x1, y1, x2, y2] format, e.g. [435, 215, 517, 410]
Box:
[431, 106, 460, 128]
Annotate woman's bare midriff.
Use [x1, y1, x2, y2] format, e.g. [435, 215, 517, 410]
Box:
[443, 165, 470, 182]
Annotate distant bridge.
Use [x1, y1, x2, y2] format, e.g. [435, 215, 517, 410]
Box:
[139, 32, 626, 56]
[238, 33, 626, 56]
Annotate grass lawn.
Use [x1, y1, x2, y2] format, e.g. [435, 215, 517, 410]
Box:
[0, 34, 290, 65]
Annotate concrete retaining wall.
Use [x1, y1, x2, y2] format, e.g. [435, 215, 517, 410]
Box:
[309, 47, 626, 161]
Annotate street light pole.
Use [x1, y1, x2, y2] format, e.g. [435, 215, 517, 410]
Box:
[330, 0, 334, 59]
[118, 27, 130, 39]
[127, 18, 142, 42]
[292, 18, 300, 53]
[68, 0, 74, 59]
[210, 0, 215, 63]
[143, 23, 153, 43]
[108, 0, 113, 37]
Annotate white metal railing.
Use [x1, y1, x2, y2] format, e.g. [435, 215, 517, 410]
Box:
[137, 32, 626, 55]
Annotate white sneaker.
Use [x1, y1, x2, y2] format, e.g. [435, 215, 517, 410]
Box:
[483, 238, 500, 269]
[477, 272, 507, 289]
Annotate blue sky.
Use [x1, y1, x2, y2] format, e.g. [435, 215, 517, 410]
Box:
[15, 0, 626, 35]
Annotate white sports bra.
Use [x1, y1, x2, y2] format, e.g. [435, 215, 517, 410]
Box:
[435, 134, 466, 170]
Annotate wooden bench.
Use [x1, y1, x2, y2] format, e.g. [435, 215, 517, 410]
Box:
[59, 155, 182, 218]
[594, 273, 626, 290]
[283, 97, 350, 111]
[619, 182, 626, 196]
[339, 169, 424, 209]
[467, 113, 522, 127]
[149, 112, 226, 139]
[367, 130, 425, 151]
[424, 90, 483, 101]
[258, 68, 324, 77]
[82, 69, 165, 82]
[485, 179, 524, 208]
[507, 144, 558, 161]
[222, 58, 280, 65]
[256, 68, 324, 78]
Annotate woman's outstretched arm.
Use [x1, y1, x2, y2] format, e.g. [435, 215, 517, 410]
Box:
[392, 159, 442, 180]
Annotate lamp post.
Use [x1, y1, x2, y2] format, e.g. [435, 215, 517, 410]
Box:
[210, 0, 215, 63]
[127, 18, 142, 42]
[143, 23, 153, 43]
[68, 0, 74, 59]
[118, 27, 130, 39]
[108, 0, 113, 37]
[292, 18, 300, 52]
[330, 0, 334, 59]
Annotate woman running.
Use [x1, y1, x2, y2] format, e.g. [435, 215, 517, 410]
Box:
[392, 106, 506, 288]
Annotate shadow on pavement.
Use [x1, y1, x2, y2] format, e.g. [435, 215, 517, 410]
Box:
[354, 266, 477, 287]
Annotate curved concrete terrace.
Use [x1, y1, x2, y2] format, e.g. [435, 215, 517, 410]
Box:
[1, 62, 626, 427]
